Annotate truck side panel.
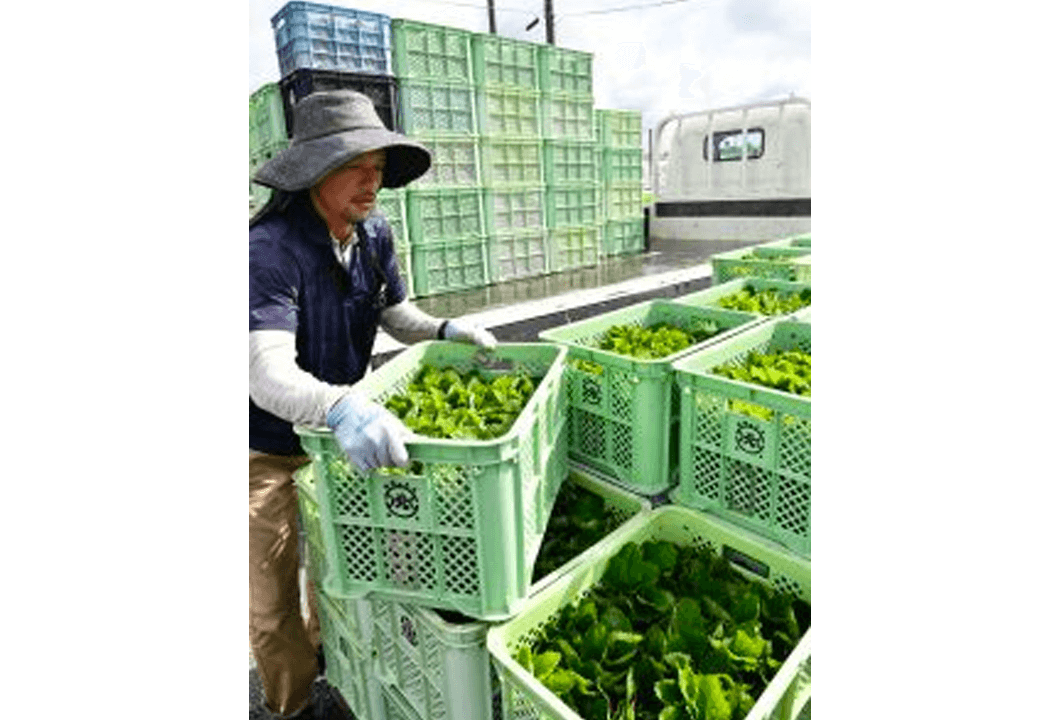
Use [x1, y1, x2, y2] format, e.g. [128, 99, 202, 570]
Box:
[651, 98, 810, 244]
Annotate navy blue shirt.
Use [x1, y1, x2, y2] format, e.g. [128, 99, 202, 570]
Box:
[249, 192, 407, 455]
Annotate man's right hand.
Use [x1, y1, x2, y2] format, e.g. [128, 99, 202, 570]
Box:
[326, 393, 411, 472]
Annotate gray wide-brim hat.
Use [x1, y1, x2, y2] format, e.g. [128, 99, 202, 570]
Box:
[253, 89, 431, 191]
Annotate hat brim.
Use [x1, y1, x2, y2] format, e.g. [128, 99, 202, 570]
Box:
[253, 128, 431, 191]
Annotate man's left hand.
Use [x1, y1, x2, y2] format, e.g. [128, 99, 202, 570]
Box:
[444, 319, 498, 349]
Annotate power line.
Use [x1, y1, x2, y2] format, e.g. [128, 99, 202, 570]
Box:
[562, 0, 694, 16]
[397, 0, 535, 14]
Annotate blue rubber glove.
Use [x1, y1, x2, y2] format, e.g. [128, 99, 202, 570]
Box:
[443, 318, 497, 349]
[325, 393, 411, 472]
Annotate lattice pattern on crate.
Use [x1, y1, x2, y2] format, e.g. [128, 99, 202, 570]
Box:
[272, 3, 390, 47]
[482, 140, 544, 185]
[547, 184, 600, 227]
[544, 140, 598, 184]
[544, 95, 594, 140]
[549, 225, 600, 271]
[411, 136, 480, 187]
[473, 35, 539, 89]
[478, 88, 542, 137]
[408, 188, 484, 240]
[605, 183, 642, 220]
[488, 230, 549, 283]
[538, 46, 593, 95]
[603, 147, 643, 184]
[486, 187, 546, 231]
[713, 247, 812, 284]
[401, 82, 476, 136]
[677, 323, 811, 555]
[596, 108, 642, 149]
[391, 19, 472, 82]
[413, 238, 489, 296]
[382, 685, 417, 720]
[272, 4, 392, 77]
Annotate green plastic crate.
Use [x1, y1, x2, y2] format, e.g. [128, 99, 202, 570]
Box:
[603, 181, 643, 221]
[294, 342, 569, 620]
[316, 585, 375, 662]
[595, 108, 642, 149]
[539, 300, 764, 495]
[712, 245, 812, 284]
[766, 233, 811, 249]
[488, 229, 549, 283]
[542, 94, 595, 141]
[367, 467, 651, 720]
[548, 225, 601, 273]
[410, 236, 490, 296]
[674, 277, 811, 318]
[294, 464, 328, 588]
[472, 33, 540, 90]
[391, 18, 473, 83]
[543, 140, 599, 185]
[601, 147, 643, 184]
[484, 186, 546, 232]
[408, 135, 481, 188]
[249, 139, 289, 216]
[374, 187, 408, 246]
[370, 189, 414, 296]
[546, 183, 600, 228]
[487, 506, 811, 720]
[602, 218, 643, 257]
[250, 82, 288, 157]
[394, 239, 415, 299]
[249, 139, 289, 174]
[672, 319, 811, 557]
[476, 86, 543, 138]
[316, 591, 387, 720]
[379, 682, 421, 720]
[480, 138, 544, 186]
[407, 187, 486, 243]
[399, 80, 477, 136]
[537, 46, 593, 96]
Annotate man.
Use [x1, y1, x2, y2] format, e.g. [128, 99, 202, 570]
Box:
[248, 90, 496, 719]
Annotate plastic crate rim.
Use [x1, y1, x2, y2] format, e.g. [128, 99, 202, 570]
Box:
[539, 298, 763, 366]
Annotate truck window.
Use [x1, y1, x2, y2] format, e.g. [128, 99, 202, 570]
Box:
[704, 128, 765, 162]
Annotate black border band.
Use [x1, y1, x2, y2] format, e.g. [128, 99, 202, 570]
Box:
[655, 198, 810, 218]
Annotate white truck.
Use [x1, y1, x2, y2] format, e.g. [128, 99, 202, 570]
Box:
[649, 96, 810, 247]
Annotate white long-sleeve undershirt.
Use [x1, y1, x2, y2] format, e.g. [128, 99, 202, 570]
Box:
[249, 302, 444, 427]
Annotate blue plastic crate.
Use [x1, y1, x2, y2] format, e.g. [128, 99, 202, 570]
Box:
[271, 2, 392, 77]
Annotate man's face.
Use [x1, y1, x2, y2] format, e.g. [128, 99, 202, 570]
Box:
[312, 148, 386, 227]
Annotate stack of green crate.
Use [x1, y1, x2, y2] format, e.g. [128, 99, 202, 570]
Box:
[538, 46, 600, 273]
[473, 33, 549, 284]
[373, 187, 415, 298]
[392, 19, 489, 296]
[596, 108, 644, 256]
[249, 82, 290, 216]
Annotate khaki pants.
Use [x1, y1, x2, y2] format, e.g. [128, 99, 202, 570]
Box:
[250, 451, 321, 718]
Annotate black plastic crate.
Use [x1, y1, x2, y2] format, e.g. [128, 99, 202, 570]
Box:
[279, 68, 400, 136]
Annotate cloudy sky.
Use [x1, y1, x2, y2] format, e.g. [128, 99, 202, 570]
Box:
[249, 0, 810, 143]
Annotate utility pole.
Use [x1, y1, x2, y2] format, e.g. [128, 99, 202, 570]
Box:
[487, 0, 496, 34]
[545, 0, 554, 44]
